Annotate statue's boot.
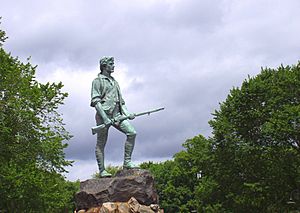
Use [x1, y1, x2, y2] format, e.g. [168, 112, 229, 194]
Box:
[123, 134, 139, 169]
[100, 170, 112, 177]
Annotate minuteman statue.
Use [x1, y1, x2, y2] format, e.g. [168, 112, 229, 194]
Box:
[90, 56, 138, 177]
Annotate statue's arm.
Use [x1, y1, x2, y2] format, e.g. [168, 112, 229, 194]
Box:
[91, 78, 111, 125]
[95, 102, 111, 125]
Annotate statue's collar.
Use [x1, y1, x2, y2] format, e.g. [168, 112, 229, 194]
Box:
[98, 73, 115, 81]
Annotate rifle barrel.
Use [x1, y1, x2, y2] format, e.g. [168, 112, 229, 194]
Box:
[135, 107, 165, 116]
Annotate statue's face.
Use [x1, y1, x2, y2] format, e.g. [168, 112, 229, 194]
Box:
[105, 60, 115, 73]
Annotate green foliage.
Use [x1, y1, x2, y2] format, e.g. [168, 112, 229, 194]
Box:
[0, 27, 78, 212]
[207, 62, 300, 211]
[142, 62, 300, 212]
[141, 136, 214, 212]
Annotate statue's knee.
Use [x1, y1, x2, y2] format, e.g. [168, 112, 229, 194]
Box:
[127, 130, 137, 138]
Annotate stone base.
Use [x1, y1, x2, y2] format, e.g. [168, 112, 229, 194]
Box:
[75, 169, 159, 210]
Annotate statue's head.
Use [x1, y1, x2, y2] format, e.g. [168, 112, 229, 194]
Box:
[100, 56, 114, 73]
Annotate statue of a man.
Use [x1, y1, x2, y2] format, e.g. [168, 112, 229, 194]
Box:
[90, 56, 138, 177]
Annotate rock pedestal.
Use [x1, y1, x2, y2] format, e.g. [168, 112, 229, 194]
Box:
[75, 169, 159, 211]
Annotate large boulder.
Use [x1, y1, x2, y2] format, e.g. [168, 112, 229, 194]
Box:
[75, 169, 159, 210]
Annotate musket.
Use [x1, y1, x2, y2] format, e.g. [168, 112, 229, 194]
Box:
[91, 107, 165, 135]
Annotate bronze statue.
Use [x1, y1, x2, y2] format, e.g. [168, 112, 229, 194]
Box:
[91, 56, 137, 177]
[91, 56, 164, 177]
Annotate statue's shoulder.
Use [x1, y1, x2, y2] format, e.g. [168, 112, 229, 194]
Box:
[93, 74, 105, 82]
[96, 73, 105, 79]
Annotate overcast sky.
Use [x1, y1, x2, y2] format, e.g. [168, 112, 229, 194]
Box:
[1, 0, 300, 181]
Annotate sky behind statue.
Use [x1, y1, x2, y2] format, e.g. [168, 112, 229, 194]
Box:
[1, 0, 300, 181]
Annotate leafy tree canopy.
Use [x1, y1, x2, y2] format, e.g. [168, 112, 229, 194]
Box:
[207, 62, 300, 211]
[0, 23, 78, 212]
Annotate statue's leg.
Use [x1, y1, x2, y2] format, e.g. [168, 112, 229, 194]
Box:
[95, 114, 111, 176]
[96, 127, 109, 173]
[114, 120, 138, 168]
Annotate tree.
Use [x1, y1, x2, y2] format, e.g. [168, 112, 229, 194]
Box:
[0, 23, 78, 212]
[140, 136, 209, 212]
[207, 62, 300, 211]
